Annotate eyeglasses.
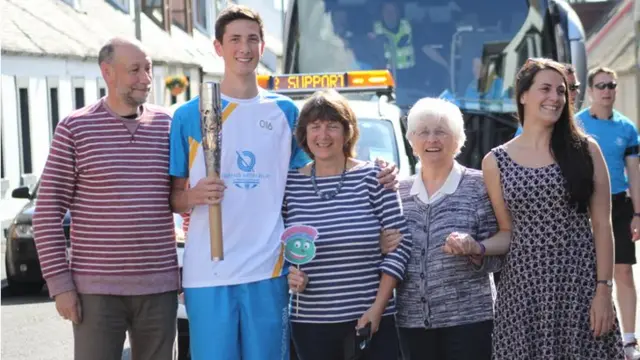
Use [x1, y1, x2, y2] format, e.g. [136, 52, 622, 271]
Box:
[414, 129, 450, 139]
[568, 83, 581, 92]
[594, 82, 617, 90]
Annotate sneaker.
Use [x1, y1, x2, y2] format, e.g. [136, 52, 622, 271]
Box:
[624, 341, 640, 360]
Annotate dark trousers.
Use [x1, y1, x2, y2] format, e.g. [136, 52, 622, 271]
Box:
[73, 291, 178, 360]
[292, 315, 399, 360]
[612, 192, 636, 264]
[399, 320, 493, 360]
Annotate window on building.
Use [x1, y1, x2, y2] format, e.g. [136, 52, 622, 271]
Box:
[99, 88, 106, 98]
[74, 87, 85, 109]
[50, 88, 60, 132]
[193, 0, 208, 32]
[107, 0, 129, 12]
[172, 0, 193, 34]
[143, 0, 171, 33]
[18, 88, 33, 175]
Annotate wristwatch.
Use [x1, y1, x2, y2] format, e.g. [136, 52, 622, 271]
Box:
[597, 280, 613, 287]
[633, 213, 640, 218]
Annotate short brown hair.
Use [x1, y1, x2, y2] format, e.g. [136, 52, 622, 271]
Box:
[587, 66, 617, 87]
[214, 4, 264, 43]
[296, 90, 359, 160]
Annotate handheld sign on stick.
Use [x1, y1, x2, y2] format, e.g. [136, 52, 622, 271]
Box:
[200, 82, 224, 261]
[281, 225, 318, 315]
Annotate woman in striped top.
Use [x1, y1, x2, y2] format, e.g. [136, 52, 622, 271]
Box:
[284, 89, 412, 360]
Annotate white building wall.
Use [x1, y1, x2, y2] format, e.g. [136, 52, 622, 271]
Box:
[1, 75, 21, 194]
[152, 65, 166, 106]
[85, 77, 99, 105]
[3, 56, 103, 80]
[615, 73, 639, 125]
[58, 77, 74, 123]
[585, 2, 639, 126]
[0, 74, 28, 232]
[28, 77, 51, 178]
[189, 67, 200, 100]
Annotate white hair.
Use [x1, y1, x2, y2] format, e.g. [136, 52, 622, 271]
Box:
[406, 97, 466, 155]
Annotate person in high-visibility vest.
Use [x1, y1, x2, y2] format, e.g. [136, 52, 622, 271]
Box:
[370, 2, 415, 70]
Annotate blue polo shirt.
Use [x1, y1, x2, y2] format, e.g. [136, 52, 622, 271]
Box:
[576, 108, 639, 195]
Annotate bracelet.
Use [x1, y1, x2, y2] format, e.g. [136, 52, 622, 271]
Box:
[634, 213, 640, 218]
[597, 280, 613, 287]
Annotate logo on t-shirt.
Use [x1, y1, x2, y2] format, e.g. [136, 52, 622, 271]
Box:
[615, 137, 625, 147]
[222, 150, 270, 189]
[236, 150, 256, 172]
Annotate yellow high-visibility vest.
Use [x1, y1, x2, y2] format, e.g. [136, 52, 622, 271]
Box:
[373, 19, 415, 70]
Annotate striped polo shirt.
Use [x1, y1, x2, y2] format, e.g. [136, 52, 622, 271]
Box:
[33, 98, 179, 297]
[283, 162, 412, 323]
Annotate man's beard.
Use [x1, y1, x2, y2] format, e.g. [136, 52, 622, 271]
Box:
[124, 90, 149, 107]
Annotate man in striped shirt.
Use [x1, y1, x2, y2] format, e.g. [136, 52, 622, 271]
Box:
[33, 38, 179, 360]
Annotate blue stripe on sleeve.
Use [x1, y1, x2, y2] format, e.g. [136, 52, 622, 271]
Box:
[169, 99, 196, 178]
[275, 97, 311, 170]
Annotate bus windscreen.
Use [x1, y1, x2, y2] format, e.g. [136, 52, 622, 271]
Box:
[293, 0, 533, 111]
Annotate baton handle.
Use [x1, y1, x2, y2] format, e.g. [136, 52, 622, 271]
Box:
[207, 167, 223, 261]
[209, 203, 223, 261]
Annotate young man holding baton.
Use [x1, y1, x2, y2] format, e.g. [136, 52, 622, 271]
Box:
[169, 5, 398, 359]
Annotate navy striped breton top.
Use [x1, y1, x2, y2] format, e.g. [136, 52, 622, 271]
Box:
[283, 162, 412, 323]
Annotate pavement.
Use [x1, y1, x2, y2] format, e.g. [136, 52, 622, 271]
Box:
[1, 285, 133, 360]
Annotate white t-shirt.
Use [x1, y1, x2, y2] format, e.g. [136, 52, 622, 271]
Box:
[169, 90, 309, 288]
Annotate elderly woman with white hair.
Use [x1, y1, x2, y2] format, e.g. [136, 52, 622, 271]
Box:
[395, 97, 503, 360]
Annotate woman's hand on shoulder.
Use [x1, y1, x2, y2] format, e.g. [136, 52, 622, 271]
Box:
[374, 158, 398, 190]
